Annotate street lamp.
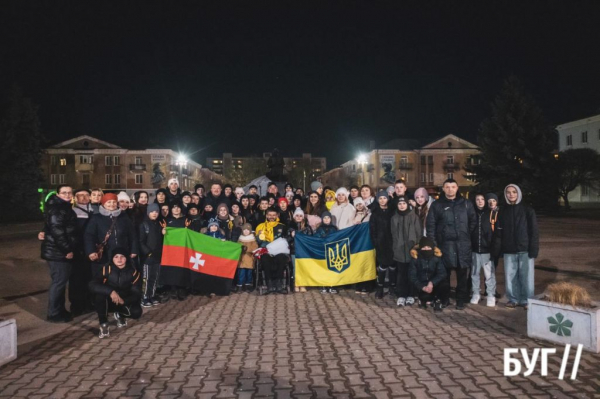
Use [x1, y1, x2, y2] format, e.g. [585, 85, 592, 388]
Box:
[356, 154, 368, 185]
[176, 154, 188, 187]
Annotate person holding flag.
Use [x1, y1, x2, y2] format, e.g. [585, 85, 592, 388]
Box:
[256, 207, 290, 294]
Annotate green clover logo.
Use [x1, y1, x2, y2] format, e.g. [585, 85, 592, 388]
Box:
[547, 313, 573, 337]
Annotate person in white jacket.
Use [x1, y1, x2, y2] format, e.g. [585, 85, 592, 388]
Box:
[330, 187, 356, 230]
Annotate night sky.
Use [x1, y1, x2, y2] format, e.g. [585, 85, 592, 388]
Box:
[1, 2, 599, 167]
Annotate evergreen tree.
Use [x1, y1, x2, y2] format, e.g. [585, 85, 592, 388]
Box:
[466, 77, 558, 210]
[0, 85, 45, 222]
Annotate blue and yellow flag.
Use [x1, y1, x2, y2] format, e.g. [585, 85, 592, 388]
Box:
[295, 223, 376, 287]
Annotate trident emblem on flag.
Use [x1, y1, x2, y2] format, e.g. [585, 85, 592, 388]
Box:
[325, 238, 350, 273]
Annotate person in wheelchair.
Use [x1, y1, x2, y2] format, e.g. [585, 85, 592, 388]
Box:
[255, 207, 290, 294]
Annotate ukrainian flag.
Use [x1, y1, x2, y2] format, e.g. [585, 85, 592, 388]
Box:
[295, 223, 376, 287]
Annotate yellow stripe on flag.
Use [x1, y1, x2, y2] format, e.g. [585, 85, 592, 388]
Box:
[295, 250, 376, 287]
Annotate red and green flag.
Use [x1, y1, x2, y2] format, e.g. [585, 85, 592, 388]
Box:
[160, 227, 242, 295]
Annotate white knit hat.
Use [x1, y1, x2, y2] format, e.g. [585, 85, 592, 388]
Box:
[335, 187, 349, 197]
[117, 191, 130, 202]
[168, 178, 179, 186]
[293, 208, 305, 217]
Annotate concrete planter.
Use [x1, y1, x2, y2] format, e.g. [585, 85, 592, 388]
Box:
[528, 297, 600, 353]
[0, 319, 17, 366]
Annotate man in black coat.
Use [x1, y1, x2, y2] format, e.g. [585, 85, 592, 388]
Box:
[426, 179, 476, 309]
[203, 182, 231, 209]
[470, 194, 496, 307]
[370, 191, 396, 299]
[41, 185, 78, 323]
[70, 188, 94, 316]
[139, 203, 165, 307]
[492, 184, 539, 309]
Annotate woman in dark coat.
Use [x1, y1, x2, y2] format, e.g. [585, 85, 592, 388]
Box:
[369, 191, 395, 298]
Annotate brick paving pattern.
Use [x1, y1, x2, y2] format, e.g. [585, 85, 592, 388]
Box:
[1, 291, 599, 398]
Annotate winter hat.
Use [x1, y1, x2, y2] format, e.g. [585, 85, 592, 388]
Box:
[101, 193, 118, 206]
[170, 200, 183, 210]
[504, 184, 523, 205]
[293, 208, 305, 217]
[235, 187, 245, 196]
[241, 223, 253, 233]
[74, 188, 91, 195]
[168, 178, 179, 186]
[321, 211, 332, 219]
[224, 184, 233, 190]
[396, 196, 408, 204]
[117, 191, 130, 202]
[181, 191, 191, 199]
[194, 183, 204, 192]
[207, 218, 219, 229]
[147, 203, 160, 215]
[353, 197, 365, 208]
[155, 188, 168, 196]
[419, 237, 435, 249]
[376, 190, 388, 199]
[485, 193, 499, 202]
[311, 181, 323, 191]
[335, 187, 349, 197]
[187, 204, 199, 212]
[285, 191, 295, 200]
[292, 194, 303, 203]
[216, 203, 229, 216]
[325, 189, 336, 199]
[110, 246, 129, 259]
[414, 187, 429, 202]
[278, 197, 288, 206]
[386, 186, 395, 194]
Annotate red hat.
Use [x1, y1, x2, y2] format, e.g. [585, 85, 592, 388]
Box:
[278, 197, 288, 205]
[101, 193, 118, 206]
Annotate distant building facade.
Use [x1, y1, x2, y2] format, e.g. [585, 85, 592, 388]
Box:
[557, 114, 600, 204]
[320, 134, 480, 193]
[42, 135, 223, 199]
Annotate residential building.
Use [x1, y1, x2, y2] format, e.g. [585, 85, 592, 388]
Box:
[556, 114, 600, 204]
[42, 135, 223, 200]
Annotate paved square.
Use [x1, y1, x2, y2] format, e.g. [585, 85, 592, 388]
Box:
[1, 290, 599, 398]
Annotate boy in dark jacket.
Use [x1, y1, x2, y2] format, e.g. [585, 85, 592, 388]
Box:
[314, 211, 338, 238]
[89, 247, 142, 338]
[139, 203, 165, 307]
[470, 194, 496, 307]
[492, 184, 539, 309]
[409, 237, 448, 312]
[370, 191, 395, 299]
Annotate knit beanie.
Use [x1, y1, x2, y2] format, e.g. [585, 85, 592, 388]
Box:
[147, 203, 160, 215]
[101, 193, 118, 206]
[353, 197, 365, 208]
[110, 246, 129, 259]
[117, 191, 130, 202]
[485, 193, 499, 202]
[168, 178, 179, 186]
[278, 197, 288, 206]
[293, 208, 305, 217]
[376, 190, 388, 199]
[321, 211, 332, 219]
[335, 187, 349, 197]
[311, 181, 323, 191]
[414, 187, 429, 202]
[207, 218, 219, 229]
[241, 223, 253, 233]
[419, 237, 435, 249]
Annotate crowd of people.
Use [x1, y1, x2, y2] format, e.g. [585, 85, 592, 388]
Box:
[40, 177, 539, 338]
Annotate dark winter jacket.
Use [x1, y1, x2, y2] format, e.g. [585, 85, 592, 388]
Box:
[84, 208, 139, 264]
[250, 209, 268, 229]
[167, 215, 190, 229]
[408, 248, 447, 291]
[426, 194, 476, 269]
[314, 224, 338, 238]
[204, 192, 231, 209]
[472, 207, 494, 254]
[288, 220, 313, 255]
[165, 189, 181, 206]
[41, 195, 79, 261]
[492, 204, 539, 258]
[88, 261, 142, 304]
[390, 210, 422, 263]
[369, 206, 394, 266]
[139, 217, 164, 263]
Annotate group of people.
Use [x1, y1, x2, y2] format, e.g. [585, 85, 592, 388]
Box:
[40, 176, 538, 338]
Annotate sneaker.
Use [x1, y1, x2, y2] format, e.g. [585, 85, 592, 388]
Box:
[114, 312, 127, 328]
[441, 300, 450, 309]
[151, 297, 161, 306]
[506, 302, 517, 309]
[98, 323, 110, 338]
[470, 295, 480, 305]
[405, 297, 415, 306]
[419, 300, 428, 309]
[360, 288, 368, 295]
[433, 300, 443, 312]
[456, 301, 465, 310]
[375, 287, 384, 299]
[328, 288, 338, 294]
[299, 287, 307, 293]
[486, 296, 496, 307]
[494, 291, 502, 299]
[321, 288, 329, 294]
[141, 298, 153, 308]
[396, 297, 406, 307]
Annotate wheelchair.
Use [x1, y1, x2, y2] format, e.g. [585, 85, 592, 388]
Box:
[253, 253, 292, 295]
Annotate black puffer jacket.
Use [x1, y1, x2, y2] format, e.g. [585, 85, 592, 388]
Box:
[369, 206, 394, 266]
[41, 195, 79, 261]
[88, 261, 142, 304]
[139, 217, 164, 262]
[426, 194, 476, 269]
[471, 208, 494, 254]
[84, 208, 139, 264]
[408, 249, 447, 291]
[492, 203, 539, 258]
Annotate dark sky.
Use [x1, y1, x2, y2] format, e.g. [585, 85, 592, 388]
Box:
[1, 1, 599, 167]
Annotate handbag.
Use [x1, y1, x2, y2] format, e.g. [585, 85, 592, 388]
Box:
[96, 217, 117, 259]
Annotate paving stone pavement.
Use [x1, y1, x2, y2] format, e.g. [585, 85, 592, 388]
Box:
[1, 290, 599, 399]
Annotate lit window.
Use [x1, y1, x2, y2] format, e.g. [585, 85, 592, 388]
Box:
[60, 158, 67, 166]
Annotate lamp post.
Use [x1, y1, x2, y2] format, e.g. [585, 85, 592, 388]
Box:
[176, 154, 188, 189]
[357, 154, 368, 186]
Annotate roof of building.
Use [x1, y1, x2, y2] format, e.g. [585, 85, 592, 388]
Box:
[378, 138, 423, 150]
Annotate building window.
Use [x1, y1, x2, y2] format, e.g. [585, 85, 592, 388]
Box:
[447, 173, 454, 180]
[105, 156, 112, 166]
[566, 134, 572, 146]
[582, 131, 588, 143]
[420, 173, 425, 183]
[420, 156, 426, 165]
[447, 155, 454, 164]
[427, 156, 433, 165]
[135, 174, 143, 184]
[105, 174, 112, 185]
[50, 174, 57, 185]
[400, 156, 408, 166]
[60, 158, 67, 166]
[82, 174, 90, 185]
[59, 174, 65, 184]
[429, 173, 433, 183]
[114, 156, 120, 166]
[114, 174, 121, 185]
[51, 156, 57, 165]
[135, 157, 142, 165]
[79, 155, 93, 164]
[581, 185, 590, 196]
